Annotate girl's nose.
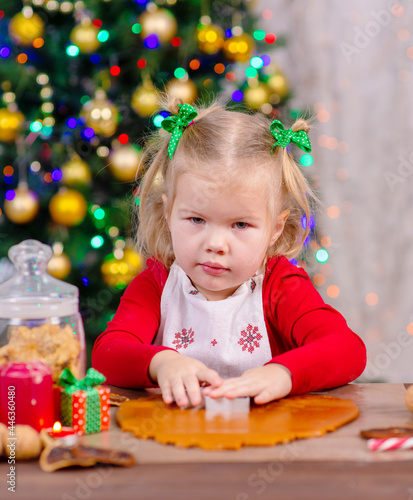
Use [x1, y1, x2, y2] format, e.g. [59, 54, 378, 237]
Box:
[205, 227, 228, 254]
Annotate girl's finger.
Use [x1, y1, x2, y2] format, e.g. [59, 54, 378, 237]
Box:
[198, 368, 223, 388]
[253, 387, 274, 405]
[170, 378, 189, 407]
[182, 375, 203, 407]
[159, 380, 174, 405]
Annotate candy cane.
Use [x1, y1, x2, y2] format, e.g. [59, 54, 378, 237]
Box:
[368, 437, 413, 451]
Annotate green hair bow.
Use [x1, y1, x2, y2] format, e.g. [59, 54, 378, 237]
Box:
[161, 103, 198, 159]
[270, 119, 311, 154]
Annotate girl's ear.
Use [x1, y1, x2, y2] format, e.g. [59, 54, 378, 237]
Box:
[269, 209, 289, 246]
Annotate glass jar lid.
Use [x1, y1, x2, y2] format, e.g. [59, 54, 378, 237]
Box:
[0, 240, 78, 319]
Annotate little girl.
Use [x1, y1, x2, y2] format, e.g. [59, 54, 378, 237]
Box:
[92, 99, 366, 408]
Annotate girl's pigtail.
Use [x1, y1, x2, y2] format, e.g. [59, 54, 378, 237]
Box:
[274, 119, 317, 259]
[136, 96, 190, 265]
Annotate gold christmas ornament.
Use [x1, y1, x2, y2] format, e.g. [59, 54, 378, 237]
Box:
[47, 252, 72, 280]
[0, 107, 25, 143]
[197, 24, 224, 55]
[49, 188, 87, 226]
[9, 11, 45, 46]
[267, 72, 289, 99]
[244, 82, 272, 109]
[70, 18, 100, 53]
[61, 154, 92, 186]
[131, 82, 160, 117]
[108, 145, 143, 182]
[101, 248, 141, 288]
[4, 184, 39, 224]
[164, 78, 198, 105]
[81, 89, 119, 137]
[224, 33, 256, 63]
[138, 8, 177, 43]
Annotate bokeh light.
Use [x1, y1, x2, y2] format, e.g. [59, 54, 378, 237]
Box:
[327, 285, 340, 298]
[365, 293, 379, 306]
[315, 249, 329, 263]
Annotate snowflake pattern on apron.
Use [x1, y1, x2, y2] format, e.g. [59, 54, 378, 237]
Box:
[154, 262, 272, 378]
[238, 324, 263, 353]
[172, 328, 195, 350]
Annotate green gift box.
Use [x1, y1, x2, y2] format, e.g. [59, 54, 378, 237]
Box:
[58, 368, 111, 435]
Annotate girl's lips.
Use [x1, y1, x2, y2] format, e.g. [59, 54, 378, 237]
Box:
[199, 262, 229, 275]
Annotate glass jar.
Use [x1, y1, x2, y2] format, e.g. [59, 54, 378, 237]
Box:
[0, 239, 86, 382]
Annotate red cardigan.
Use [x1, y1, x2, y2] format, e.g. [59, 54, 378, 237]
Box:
[92, 256, 366, 394]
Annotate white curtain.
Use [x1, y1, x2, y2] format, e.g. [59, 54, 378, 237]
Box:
[258, 0, 413, 382]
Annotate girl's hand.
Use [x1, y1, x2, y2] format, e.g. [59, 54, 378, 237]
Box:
[202, 364, 292, 404]
[149, 350, 223, 408]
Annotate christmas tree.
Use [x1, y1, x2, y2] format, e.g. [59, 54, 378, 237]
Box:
[0, 0, 302, 363]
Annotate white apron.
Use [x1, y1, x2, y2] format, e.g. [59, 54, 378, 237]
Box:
[154, 262, 272, 378]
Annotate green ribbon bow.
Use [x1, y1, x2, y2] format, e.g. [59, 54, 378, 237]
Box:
[59, 367, 106, 395]
[161, 103, 198, 159]
[270, 119, 311, 154]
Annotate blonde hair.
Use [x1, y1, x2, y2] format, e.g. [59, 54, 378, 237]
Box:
[136, 97, 317, 268]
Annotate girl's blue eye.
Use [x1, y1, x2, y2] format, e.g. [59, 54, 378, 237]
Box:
[190, 217, 204, 224]
[234, 222, 249, 229]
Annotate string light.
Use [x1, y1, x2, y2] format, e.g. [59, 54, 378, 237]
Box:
[315, 249, 329, 263]
[97, 30, 109, 42]
[66, 45, 80, 56]
[0, 47, 11, 58]
[317, 110, 330, 122]
[110, 66, 121, 76]
[261, 55, 271, 66]
[232, 90, 243, 102]
[214, 63, 225, 74]
[250, 56, 263, 69]
[153, 114, 164, 128]
[3, 166, 14, 176]
[365, 293, 379, 306]
[17, 54, 28, 64]
[5, 190, 15, 201]
[91, 236, 104, 248]
[327, 206, 340, 219]
[189, 59, 200, 70]
[108, 226, 119, 237]
[144, 34, 159, 49]
[312, 274, 326, 287]
[33, 38, 44, 48]
[264, 33, 276, 44]
[30, 120, 43, 133]
[253, 30, 265, 41]
[51, 169, 62, 181]
[132, 23, 141, 34]
[327, 285, 340, 299]
[174, 67, 186, 79]
[30, 161, 41, 172]
[300, 154, 314, 167]
[245, 67, 257, 78]
[93, 208, 106, 220]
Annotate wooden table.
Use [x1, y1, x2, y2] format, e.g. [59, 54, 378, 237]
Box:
[2, 383, 413, 500]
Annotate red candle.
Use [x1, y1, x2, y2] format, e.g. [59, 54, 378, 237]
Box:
[0, 360, 54, 432]
[46, 421, 78, 446]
